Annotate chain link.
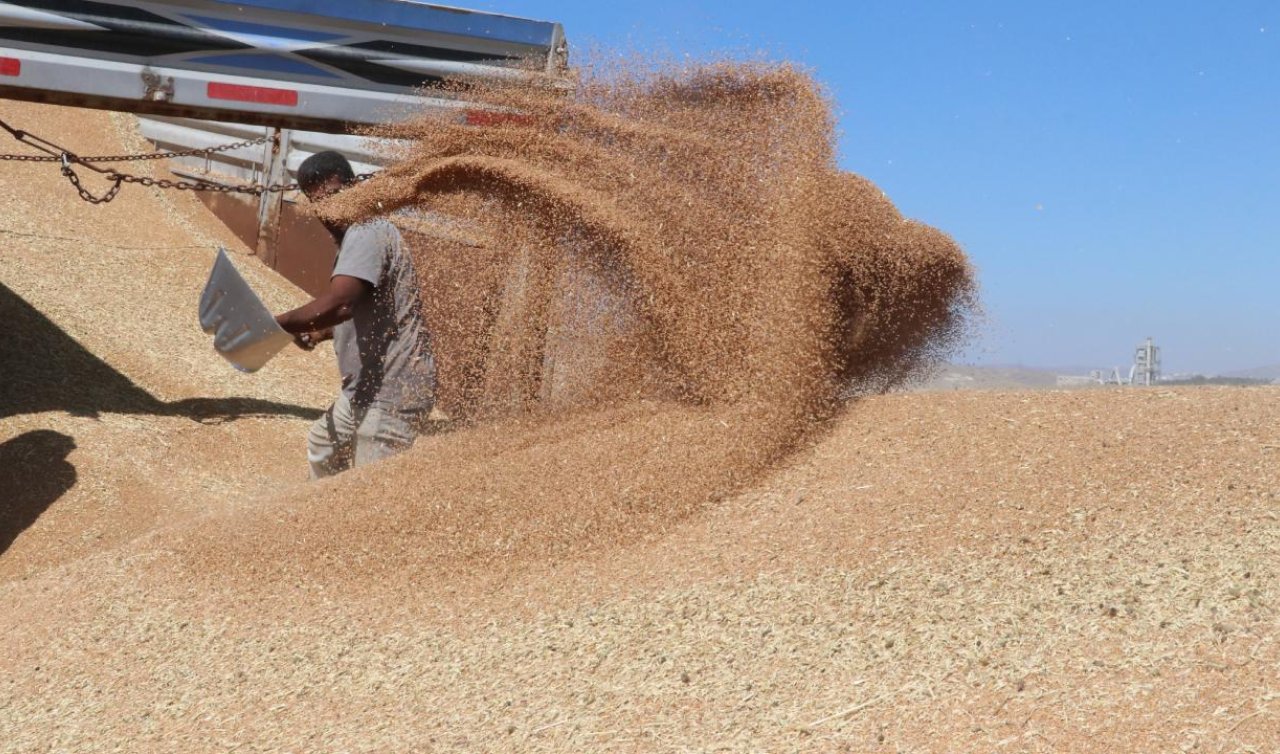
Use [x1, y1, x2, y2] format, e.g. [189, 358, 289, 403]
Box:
[114, 170, 298, 195]
[1, 117, 375, 204]
[0, 134, 271, 164]
[61, 161, 123, 205]
[61, 164, 374, 203]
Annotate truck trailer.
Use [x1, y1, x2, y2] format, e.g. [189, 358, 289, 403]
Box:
[0, 0, 567, 133]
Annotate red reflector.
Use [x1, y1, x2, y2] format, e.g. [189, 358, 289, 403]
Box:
[207, 82, 297, 107]
[0, 57, 20, 77]
[463, 109, 533, 127]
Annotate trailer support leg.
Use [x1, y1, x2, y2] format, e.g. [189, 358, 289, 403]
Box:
[255, 127, 291, 267]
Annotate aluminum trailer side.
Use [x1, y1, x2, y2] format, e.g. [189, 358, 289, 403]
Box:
[0, 0, 567, 132]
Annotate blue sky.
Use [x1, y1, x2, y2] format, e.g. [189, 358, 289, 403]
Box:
[475, 1, 1278, 374]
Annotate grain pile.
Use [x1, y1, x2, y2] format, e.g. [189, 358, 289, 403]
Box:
[4, 386, 1278, 752]
[3, 65, 1277, 754]
[0, 101, 331, 581]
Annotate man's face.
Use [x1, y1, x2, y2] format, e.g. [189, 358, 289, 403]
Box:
[301, 175, 349, 239]
[301, 175, 346, 203]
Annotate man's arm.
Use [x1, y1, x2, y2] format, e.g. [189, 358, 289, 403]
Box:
[275, 275, 372, 335]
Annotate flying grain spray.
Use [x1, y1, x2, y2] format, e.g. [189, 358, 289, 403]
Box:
[176, 60, 978, 592]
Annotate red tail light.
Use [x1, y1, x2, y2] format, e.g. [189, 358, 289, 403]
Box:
[207, 82, 298, 107]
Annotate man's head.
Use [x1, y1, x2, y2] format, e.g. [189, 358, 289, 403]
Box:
[297, 150, 356, 201]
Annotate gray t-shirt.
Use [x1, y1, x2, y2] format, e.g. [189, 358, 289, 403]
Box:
[332, 219, 435, 411]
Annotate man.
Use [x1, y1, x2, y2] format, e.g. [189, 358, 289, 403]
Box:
[275, 151, 437, 478]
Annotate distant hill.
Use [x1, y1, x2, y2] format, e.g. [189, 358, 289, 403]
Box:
[906, 362, 1280, 392]
[1224, 364, 1280, 381]
[908, 364, 1062, 391]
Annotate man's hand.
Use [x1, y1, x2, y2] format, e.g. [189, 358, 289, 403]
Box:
[292, 327, 334, 351]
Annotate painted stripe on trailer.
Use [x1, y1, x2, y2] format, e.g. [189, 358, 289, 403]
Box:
[207, 81, 298, 106]
[206, 0, 557, 47]
[179, 14, 345, 44]
[189, 52, 341, 79]
[0, 55, 19, 75]
[0, 2, 106, 30]
[0, 0, 249, 58]
[348, 38, 517, 64]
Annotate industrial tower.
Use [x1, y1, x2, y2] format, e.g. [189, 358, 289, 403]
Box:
[1132, 337, 1161, 386]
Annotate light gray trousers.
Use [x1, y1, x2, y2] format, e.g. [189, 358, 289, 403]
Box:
[306, 392, 424, 479]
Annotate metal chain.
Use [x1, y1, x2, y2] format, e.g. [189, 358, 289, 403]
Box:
[114, 169, 295, 196]
[0, 134, 271, 163]
[59, 163, 375, 203]
[60, 160, 123, 205]
[59, 162, 376, 203]
[1, 116, 375, 204]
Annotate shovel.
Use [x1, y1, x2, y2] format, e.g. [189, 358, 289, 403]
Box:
[199, 248, 293, 373]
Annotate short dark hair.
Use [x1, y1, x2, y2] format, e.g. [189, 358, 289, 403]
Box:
[297, 150, 355, 192]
